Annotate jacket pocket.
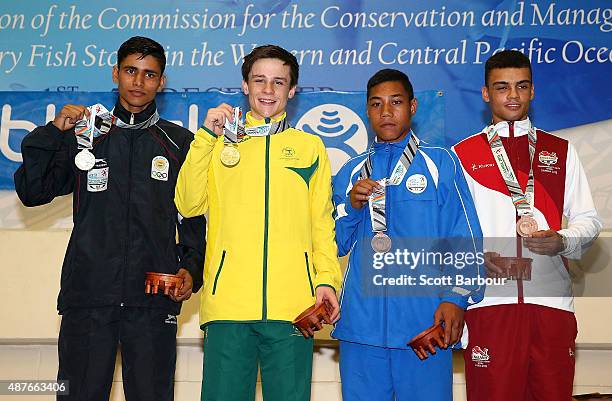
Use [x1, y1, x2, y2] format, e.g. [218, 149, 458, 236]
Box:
[212, 250, 226, 295]
[305, 252, 314, 297]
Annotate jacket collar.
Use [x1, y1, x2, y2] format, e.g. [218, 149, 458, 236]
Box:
[488, 117, 531, 137]
[113, 100, 157, 125]
[372, 130, 416, 151]
[245, 111, 287, 127]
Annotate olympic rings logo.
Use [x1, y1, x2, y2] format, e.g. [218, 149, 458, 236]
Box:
[152, 171, 168, 179]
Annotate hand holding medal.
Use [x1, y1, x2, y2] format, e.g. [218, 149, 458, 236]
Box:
[355, 133, 420, 254]
[53, 104, 97, 171]
[523, 229, 566, 256]
[72, 103, 118, 171]
[52, 104, 90, 132]
[204, 103, 292, 167]
[202, 103, 241, 166]
[349, 178, 382, 210]
[369, 180, 392, 253]
[349, 178, 392, 252]
[203, 103, 235, 137]
[221, 106, 242, 167]
[72, 104, 104, 171]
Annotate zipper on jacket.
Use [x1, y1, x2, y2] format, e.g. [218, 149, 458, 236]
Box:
[262, 136, 271, 320]
[121, 132, 134, 305]
[212, 250, 226, 295]
[305, 252, 314, 297]
[130, 113, 135, 124]
[383, 143, 392, 346]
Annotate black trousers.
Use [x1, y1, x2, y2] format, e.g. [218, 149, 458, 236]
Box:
[57, 307, 177, 401]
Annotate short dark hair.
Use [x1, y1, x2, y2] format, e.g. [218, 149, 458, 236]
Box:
[367, 69, 414, 100]
[117, 36, 166, 74]
[241, 45, 299, 87]
[485, 50, 532, 86]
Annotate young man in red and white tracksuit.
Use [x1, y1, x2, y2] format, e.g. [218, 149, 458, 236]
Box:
[452, 50, 602, 401]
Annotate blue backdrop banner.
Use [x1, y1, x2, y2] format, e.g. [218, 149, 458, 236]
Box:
[0, 0, 610, 141]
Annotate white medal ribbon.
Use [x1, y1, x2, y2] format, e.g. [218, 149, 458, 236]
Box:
[485, 122, 537, 217]
[223, 106, 289, 143]
[74, 105, 100, 151]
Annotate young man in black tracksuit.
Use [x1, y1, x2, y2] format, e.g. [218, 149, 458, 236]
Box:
[14, 36, 205, 401]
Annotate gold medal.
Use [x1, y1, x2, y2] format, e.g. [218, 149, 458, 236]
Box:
[516, 216, 538, 237]
[220, 145, 240, 167]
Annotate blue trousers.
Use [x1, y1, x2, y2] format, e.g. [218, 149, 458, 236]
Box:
[339, 340, 453, 401]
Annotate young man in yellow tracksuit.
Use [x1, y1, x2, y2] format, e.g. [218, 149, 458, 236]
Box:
[175, 45, 342, 401]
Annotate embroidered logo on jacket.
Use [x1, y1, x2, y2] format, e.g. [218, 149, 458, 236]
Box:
[151, 156, 169, 181]
[538, 151, 561, 174]
[538, 151, 558, 166]
[406, 174, 427, 194]
[471, 163, 495, 171]
[281, 147, 298, 160]
[87, 159, 109, 192]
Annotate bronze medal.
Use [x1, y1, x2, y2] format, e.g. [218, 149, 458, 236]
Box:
[516, 216, 538, 237]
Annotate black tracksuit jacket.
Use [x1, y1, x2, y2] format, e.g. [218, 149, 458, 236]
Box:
[14, 100, 205, 315]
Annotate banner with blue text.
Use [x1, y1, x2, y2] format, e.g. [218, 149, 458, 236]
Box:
[0, 0, 610, 137]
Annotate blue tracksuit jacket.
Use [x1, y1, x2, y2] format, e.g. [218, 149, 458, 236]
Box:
[332, 133, 483, 349]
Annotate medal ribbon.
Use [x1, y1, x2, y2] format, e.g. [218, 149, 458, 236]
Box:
[223, 107, 290, 145]
[485, 123, 536, 217]
[223, 107, 241, 145]
[74, 105, 101, 151]
[74, 103, 160, 150]
[359, 133, 420, 233]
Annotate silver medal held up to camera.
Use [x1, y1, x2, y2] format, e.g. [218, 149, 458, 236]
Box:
[74, 105, 103, 171]
[73, 103, 160, 171]
[369, 182, 392, 253]
[359, 133, 420, 253]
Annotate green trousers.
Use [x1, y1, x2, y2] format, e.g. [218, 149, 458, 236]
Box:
[201, 322, 314, 401]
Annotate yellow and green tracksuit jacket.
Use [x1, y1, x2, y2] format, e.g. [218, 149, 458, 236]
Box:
[175, 111, 342, 326]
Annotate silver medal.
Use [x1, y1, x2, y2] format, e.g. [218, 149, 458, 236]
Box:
[75, 149, 96, 171]
[371, 232, 392, 253]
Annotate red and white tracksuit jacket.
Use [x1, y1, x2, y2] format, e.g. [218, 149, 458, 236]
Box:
[452, 118, 602, 313]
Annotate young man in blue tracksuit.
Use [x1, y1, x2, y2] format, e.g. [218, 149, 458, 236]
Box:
[332, 69, 483, 401]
